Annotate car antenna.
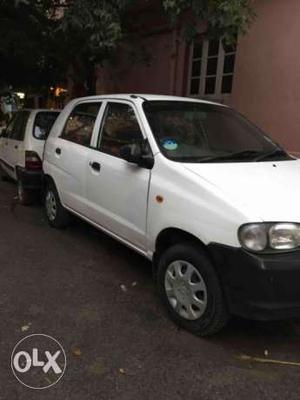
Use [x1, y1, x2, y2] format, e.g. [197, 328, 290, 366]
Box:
[130, 94, 148, 101]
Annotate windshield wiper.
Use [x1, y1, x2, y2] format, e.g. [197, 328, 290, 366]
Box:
[254, 148, 289, 161]
[175, 149, 290, 163]
[196, 150, 262, 163]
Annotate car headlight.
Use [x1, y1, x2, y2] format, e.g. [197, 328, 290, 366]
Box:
[239, 223, 268, 251]
[239, 223, 300, 252]
[269, 223, 300, 250]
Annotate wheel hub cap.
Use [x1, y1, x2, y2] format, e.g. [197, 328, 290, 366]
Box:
[173, 281, 190, 304]
[18, 183, 24, 201]
[164, 260, 207, 320]
[45, 190, 57, 221]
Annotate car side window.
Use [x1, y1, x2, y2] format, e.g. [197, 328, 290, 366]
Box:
[61, 102, 101, 147]
[33, 112, 60, 140]
[7, 111, 30, 141]
[5, 114, 18, 138]
[98, 102, 144, 158]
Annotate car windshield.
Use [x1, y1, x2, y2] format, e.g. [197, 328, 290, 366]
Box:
[33, 111, 60, 140]
[143, 101, 291, 163]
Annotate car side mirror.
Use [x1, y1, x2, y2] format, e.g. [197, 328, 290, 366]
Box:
[120, 142, 154, 169]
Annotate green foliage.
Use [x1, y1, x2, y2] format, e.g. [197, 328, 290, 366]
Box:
[59, 0, 130, 59]
[0, 0, 255, 92]
[162, 0, 256, 44]
[0, 0, 56, 90]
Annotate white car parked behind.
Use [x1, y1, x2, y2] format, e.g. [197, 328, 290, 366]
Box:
[0, 109, 60, 204]
[43, 94, 300, 336]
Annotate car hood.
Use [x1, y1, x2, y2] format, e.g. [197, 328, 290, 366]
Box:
[183, 159, 300, 222]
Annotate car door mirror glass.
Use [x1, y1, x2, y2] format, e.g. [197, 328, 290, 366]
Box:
[120, 141, 154, 169]
[120, 143, 141, 162]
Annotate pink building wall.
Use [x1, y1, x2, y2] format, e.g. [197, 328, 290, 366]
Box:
[96, 0, 300, 152]
[96, 30, 178, 95]
[231, 0, 300, 153]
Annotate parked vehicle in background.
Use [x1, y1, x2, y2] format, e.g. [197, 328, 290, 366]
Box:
[0, 109, 60, 204]
[43, 94, 300, 336]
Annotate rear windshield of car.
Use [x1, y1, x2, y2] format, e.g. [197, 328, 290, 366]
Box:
[33, 111, 60, 140]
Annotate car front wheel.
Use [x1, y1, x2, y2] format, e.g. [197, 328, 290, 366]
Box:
[157, 243, 229, 336]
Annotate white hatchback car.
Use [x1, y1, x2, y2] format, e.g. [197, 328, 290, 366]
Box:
[43, 94, 300, 336]
[0, 109, 60, 204]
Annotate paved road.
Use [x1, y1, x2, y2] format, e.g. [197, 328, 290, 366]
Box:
[1, 179, 300, 399]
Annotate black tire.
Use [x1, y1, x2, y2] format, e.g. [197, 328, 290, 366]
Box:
[17, 179, 34, 206]
[44, 181, 70, 228]
[157, 243, 229, 336]
[0, 166, 10, 181]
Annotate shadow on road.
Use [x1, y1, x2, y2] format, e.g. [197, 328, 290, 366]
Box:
[2, 179, 300, 347]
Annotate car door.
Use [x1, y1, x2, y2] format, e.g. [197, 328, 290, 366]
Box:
[49, 101, 102, 214]
[86, 101, 152, 251]
[0, 120, 10, 170]
[6, 111, 30, 176]
[0, 112, 25, 179]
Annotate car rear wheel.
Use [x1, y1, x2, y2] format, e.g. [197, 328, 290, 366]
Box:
[157, 243, 229, 336]
[0, 166, 10, 181]
[17, 180, 34, 206]
[45, 182, 70, 228]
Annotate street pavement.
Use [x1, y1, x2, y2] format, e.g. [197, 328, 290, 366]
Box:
[1, 179, 300, 399]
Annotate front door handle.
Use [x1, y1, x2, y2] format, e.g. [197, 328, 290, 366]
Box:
[55, 147, 61, 155]
[14, 145, 18, 149]
[89, 161, 101, 172]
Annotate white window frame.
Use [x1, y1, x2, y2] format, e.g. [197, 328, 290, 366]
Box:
[187, 38, 236, 102]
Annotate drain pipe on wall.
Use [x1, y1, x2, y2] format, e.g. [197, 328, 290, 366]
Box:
[170, 26, 180, 95]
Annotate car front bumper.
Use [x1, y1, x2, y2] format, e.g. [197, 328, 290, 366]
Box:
[17, 167, 42, 190]
[208, 243, 300, 320]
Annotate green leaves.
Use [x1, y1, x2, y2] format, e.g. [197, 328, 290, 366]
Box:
[162, 0, 256, 45]
[58, 0, 129, 60]
[0, 0, 57, 89]
[0, 0, 255, 93]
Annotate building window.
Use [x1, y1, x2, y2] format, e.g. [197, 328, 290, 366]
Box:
[188, 38, 236, 100]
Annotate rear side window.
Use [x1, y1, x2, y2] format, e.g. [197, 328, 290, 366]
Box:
[7, 111, 30, 141]
[98, 102, 144, 158]
[33, 112, 60, 140]
[4, 114, 17, 138]
[61, 102, 101, 146]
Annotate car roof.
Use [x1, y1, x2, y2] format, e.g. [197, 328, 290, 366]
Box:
[69, 94, 226, 107]
[20, 108, 61, 113]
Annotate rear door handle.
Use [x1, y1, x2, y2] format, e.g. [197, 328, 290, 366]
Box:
[14, 145, 18, 149]
[55, 148, 61, 155]
[89, 161, 101, 172]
